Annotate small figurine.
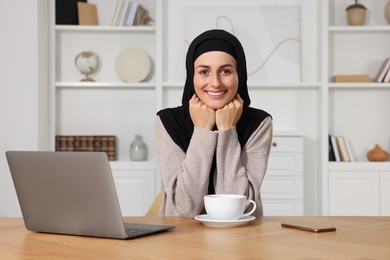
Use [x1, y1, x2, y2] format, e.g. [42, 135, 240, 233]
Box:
[346, 0, 367, 26]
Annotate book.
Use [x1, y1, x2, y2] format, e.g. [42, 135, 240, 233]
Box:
[118, 1, 131, 26]
[126, 0, 139, 26]
[79, 136, 89, 151]
[332, 74, 370, 83]
[328, 135, 336, 161]
[111, 0, 124, 26]
[375, 57, 390, 82]
[56, 136, 68, 151]
[336, 136, 350, 162]
[77, 2, 98, 26]
[330, 135, 341, 162]
[55, 135, 116, 161]
[382, 66, 390, 83]
[345, 139, 355, 162]
[56, 0, 86, 25]
[122, 1, 135, 26]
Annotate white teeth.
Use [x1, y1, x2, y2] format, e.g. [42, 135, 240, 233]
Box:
[207, 91, 225, 96]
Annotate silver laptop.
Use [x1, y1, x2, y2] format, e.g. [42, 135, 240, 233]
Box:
[6, 151, 174, 239]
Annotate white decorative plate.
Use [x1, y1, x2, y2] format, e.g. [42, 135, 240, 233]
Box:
[115, 47, 151, 82]
[194, 214, 256, 228]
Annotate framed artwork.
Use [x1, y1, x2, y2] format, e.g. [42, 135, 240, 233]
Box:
[166, 0, 304, 83]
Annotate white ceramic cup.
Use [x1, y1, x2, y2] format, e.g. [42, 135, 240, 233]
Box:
[204, 194, 257, 220]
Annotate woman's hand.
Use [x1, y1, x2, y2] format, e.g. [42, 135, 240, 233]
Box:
[215, 94, 243, 131]
[189, 95, 216, 130]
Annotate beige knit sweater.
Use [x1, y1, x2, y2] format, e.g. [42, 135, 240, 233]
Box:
[156, 116, 273, 218]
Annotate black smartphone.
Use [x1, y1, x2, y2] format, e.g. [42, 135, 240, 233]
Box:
[281, 222, 336, 233]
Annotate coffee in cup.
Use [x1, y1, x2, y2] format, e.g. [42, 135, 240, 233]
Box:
[204, 194, 256, 220]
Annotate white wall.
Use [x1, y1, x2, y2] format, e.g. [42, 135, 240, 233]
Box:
[0, 0, 48, 216]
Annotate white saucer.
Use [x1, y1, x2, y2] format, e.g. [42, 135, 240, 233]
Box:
[194, 214, 256, 228]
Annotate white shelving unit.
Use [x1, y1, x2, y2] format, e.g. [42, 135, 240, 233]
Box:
[50, 19, 158, 161]
[322, 0, 390, 215]
[50, 0, 324, 215]
[49, 0, 161, 215]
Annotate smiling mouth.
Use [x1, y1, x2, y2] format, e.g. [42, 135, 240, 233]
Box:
[206, 91, 226, 97]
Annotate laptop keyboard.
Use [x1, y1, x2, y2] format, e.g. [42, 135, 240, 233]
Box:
[124, 223, 152, 236]
[125, 227, 150, 235]
[123, 222, 174, 238]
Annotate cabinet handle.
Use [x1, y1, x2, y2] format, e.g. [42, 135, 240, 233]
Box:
[272, 142, 277, 147]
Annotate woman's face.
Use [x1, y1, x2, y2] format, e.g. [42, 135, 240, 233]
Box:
[193, 51, 238, 110]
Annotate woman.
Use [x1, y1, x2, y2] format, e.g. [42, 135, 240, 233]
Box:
[156, 29, 272, 218]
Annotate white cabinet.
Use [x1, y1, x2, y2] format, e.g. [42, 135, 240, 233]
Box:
[380, 171, 390, 215]
[328, 165, 390, 216]
[110, 162, 157, 216]
[262, 135, 303, 216]
[329, 171, 379, 216]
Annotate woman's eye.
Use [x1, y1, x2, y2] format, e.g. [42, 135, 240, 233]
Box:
[198, 70, 209, 76]
[221, 69, 232, 75]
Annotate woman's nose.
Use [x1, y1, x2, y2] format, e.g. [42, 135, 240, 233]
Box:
[210, 73, 221, 88]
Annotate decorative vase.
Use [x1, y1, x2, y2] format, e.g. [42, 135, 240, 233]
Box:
[130, 135, 148, 161]
[367, 144, 389, 162]
[346, 0, 367, 26]
[385, 0, 390, 24]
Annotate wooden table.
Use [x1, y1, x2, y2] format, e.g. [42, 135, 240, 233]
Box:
[0, 216, 389, 259]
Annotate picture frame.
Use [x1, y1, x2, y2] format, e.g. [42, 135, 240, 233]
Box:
[165, 0, 313, 83]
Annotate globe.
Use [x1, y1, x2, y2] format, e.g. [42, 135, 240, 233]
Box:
[74, 50, 99, 82]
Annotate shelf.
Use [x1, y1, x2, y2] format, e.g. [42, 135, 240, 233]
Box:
[329, 26, 390, 32]
[55, 25, 156, 33]
[56, 82, 155, 89]
[162, 82, 322, 89]
[328, 161, 390, 171]
[161, 82, 184, 89]
[249, 82, 321, 89]
[110, 161, 156, 170]
[273, 131, 303, 137]
[329, 83, 390, 89]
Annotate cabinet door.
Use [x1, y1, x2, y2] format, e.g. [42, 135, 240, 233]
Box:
[261, 177, 303, 200]
[329, 171, 379, 216]
[380, 171, 390, 216]
[262, 200, 303, 216]
[266, 153, 303, 176]
[112, 169, 155, 216]
[262, 135, 303, 216]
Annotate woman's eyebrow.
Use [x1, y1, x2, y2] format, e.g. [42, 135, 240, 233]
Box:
[195, 65, 210, 69]
[195, 64, 234, 70]
[219, 64, 234, 68]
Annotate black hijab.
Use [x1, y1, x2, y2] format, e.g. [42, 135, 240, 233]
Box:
[157, 29, 270, 194]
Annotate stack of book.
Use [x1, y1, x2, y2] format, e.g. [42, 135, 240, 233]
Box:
[375, 57, 390, 83]
[111, 0, 151, 26]
[55, 135, 116, 161]
[332, 74, 369, 83]
[329, 135, 354, 162]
